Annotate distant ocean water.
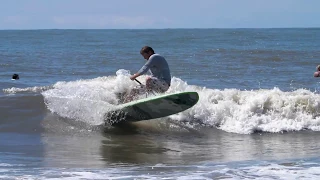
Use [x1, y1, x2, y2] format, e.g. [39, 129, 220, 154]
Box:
[1, 28, 320, 179]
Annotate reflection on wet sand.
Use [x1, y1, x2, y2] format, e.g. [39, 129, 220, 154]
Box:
[41, 115, 320, 168]
[99, 120, 204, 165]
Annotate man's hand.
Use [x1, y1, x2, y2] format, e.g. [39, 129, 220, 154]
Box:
[130, 73, 140, 80]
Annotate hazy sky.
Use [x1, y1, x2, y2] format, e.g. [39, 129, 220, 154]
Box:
[0, 0, 319, 29]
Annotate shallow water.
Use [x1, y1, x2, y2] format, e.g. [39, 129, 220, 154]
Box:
[1, 28, 320, 179]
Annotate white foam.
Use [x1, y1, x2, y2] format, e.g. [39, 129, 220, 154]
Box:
[3, 86, 51, 94]
[1, 160, 320, 179]
[0, 163, 14, 167]
[236, 162, 320, 179]
[41, 70, 143, 126]
[185, 87, 320, 134]
[165, 82, 320, 134]
[39, 70, 320, 133]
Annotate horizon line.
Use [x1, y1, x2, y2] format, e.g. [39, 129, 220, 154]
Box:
[0, 27, 319, 31]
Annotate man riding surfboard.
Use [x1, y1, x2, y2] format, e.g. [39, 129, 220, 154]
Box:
[127, 46, 171, 101]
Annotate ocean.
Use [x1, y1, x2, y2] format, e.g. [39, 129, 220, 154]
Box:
[1, 28, 320, 179]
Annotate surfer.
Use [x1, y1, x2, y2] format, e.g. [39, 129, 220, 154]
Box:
[12, 74, 19, 80]
[314, 65, 320, 77]
[127, 46, 171, 101]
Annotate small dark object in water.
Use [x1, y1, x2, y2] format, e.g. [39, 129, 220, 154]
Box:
[12, 74, 19, 80]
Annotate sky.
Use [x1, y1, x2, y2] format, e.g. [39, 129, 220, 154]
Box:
[0, 0, 319, 29]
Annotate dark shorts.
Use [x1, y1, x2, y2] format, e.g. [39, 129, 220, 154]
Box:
[146, 77, 170, 93]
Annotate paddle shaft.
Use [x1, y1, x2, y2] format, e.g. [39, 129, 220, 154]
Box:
[135, 79, 142, 85]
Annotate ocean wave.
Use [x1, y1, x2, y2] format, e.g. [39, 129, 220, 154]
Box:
[3, 86, 52, 94]
[1, 160, 320, 179]
[36, 71, 320, 134]
[3, 69, 319, 134]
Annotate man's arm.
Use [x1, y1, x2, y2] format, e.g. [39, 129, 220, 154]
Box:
[130, 57, 155, 80]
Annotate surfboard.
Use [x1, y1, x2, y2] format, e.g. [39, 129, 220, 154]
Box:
[104, 91, 199, 126]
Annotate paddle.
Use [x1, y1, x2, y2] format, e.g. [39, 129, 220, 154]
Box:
[115, 69, 144, 88]
[116, 69, 143, 84]
[134, 79, 142, 85]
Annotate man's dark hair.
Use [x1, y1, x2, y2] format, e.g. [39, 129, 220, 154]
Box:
[140, 46, 155, 54]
